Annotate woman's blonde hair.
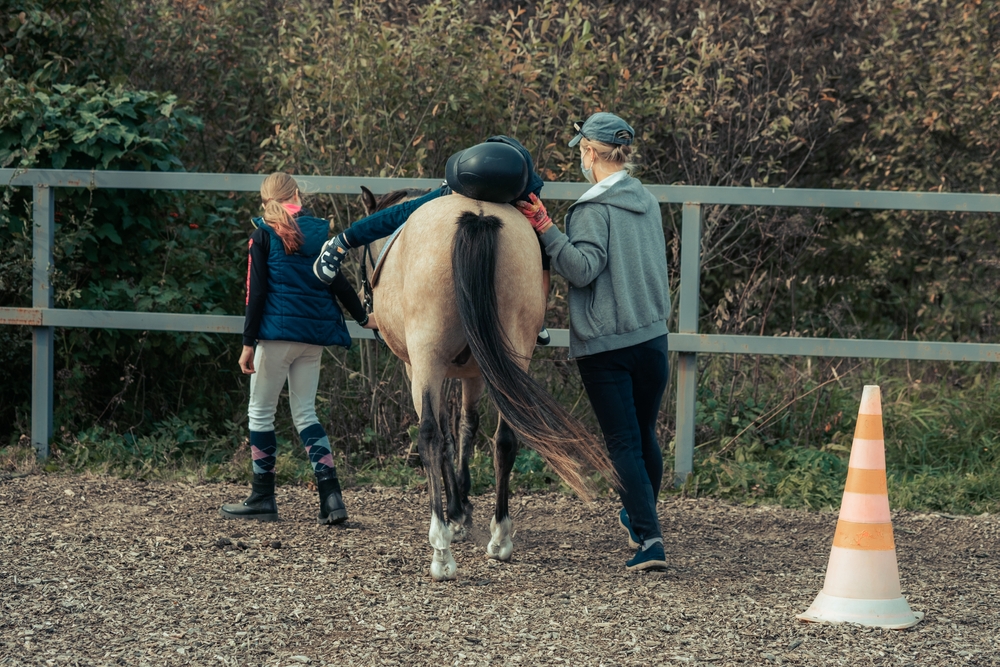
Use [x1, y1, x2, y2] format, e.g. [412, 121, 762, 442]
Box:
[580, 137, 638, 175]
[260, 172, 303, 254]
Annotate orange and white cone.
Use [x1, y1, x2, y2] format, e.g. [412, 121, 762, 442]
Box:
[797, 385, 923, 629]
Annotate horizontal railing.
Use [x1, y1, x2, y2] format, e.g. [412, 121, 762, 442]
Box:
[4, 168, 1000, 484]
[4, 307, 1000, 362]
[6, 168, 1000, 210]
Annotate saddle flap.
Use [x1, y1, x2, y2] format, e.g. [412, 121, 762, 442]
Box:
[369, 222, 407, 287]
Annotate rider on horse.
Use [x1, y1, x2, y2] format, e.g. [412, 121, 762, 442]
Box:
[311, 136, 552, 345]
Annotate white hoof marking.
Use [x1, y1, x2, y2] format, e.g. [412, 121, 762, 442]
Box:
[428, 514, 454, 549]
[487, 516, 513, 561]
[431, 548, 458, 581]
[429, 514, 457, 580]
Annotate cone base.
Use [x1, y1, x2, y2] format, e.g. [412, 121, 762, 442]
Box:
[797, 591, 923, 629]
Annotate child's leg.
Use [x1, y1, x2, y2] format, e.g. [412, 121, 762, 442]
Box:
[314, 186, 447, 284]
[536, 236, 552, 345]
[286, 344, 334, 473]
[220, 341, 292, 521]
[247, 341, 296, 474]
[343, 186, 447, 248]
[286, 344, 348, 524]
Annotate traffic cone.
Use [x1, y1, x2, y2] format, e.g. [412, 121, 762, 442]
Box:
[797, 385, 923, 629]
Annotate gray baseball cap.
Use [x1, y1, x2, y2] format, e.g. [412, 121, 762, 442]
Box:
[568, 112, 635, 147]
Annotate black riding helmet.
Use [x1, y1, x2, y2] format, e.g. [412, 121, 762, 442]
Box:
[445, 141, 529, 203]
[486, 135, 544, 203]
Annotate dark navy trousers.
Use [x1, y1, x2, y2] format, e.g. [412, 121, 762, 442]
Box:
[576, 334, 669, 543]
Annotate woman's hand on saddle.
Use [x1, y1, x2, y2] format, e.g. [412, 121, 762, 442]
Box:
[515, 193, 553, 235]
[239, 345, 255, 374]
[362, 313, 379, 330]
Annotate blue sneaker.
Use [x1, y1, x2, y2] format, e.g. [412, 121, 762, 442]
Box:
[626, 541, 667, 572]
[618, 508, 640, 549]
[313, 233, 348, 285]
[536, 326, 551, 346]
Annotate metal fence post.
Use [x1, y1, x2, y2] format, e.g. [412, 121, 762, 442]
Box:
[674, 203, 703, 486]
[32, 184, 54, 460]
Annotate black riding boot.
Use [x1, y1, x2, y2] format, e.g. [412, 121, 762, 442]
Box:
[219, 472, 279, 521]
[316, 468, 347, 525]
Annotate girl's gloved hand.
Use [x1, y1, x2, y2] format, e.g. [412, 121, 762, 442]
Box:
[514, 193, 553, 234]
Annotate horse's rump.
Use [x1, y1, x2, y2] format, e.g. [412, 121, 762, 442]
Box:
[373, 196, 541, 372]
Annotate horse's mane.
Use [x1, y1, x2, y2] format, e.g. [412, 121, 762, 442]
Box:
[375, 188, 430, 212]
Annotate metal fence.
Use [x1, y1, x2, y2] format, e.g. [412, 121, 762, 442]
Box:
[4, 168, 1000, 484]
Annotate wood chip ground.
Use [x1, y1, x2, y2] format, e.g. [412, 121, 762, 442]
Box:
[1, 474, 997, 666]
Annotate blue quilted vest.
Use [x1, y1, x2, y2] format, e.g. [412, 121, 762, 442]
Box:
[255, 215, 352, 349]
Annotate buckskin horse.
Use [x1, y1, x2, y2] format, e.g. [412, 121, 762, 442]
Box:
[358, 186, 614, 581]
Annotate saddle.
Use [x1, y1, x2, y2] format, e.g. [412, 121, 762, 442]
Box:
[360, 223, 406, 346]
[366, 221, 406, 288]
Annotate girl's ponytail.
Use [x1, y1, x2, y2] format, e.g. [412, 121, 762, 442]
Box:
[260, 172, 304, 254]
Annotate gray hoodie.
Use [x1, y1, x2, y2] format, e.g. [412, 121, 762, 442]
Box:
[540, 172, 670, 358]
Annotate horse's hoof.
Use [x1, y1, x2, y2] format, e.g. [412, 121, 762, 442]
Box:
[487, 516, 514, 561]
[430, 549, 458, 581]
[451, 522, 468, 543]
[486, 539, 513, 561]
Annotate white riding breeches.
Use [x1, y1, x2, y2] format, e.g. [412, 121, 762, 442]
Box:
[247, 340, 324, 432]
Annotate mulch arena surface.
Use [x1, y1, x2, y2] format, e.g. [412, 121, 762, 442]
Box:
[1, 474, 997, 666]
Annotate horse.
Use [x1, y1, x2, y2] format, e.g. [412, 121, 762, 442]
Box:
[357, 186, 615, 581]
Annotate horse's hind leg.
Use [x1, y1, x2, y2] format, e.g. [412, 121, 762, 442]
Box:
[414, 383, 457, 581]
[438, 398, 465, 537]
[451, 376, 484, 541]
[487, 417, 519, 561]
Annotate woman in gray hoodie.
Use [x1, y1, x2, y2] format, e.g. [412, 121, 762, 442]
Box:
[516, 112, 671, 571]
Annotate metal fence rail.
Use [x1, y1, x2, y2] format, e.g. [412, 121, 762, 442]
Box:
[4, 168, 1000, 484]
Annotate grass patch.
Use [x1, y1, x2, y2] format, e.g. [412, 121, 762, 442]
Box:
[684, 360, 1000, 514]
[1, 423, 601, 498]
[5, 360, 997, 516]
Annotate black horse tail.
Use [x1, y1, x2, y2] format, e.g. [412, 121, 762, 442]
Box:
[451, 211, 616, 500]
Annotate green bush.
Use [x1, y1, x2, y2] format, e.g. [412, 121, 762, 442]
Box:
[118, 0, 277, 172]
[0, 75, 250, 441]
[3, 0, 1000, 515]
[0, 0, 123, 84]
[687, 356, 1000, 513]
[781, 0, 1000, 347]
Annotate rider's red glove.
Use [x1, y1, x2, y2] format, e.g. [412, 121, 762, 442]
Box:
[514, 193, 553, 234]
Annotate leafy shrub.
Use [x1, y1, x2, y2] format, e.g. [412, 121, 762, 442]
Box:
[118, 0, 278, 172]
[3, 0, 1000, 515]
[0, 75, 249, 442]
[809, 0, 1000, 343]
[0, 0, 123, 84]
[0, 77, 197, 171]
[688, 356, 1000, 513]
